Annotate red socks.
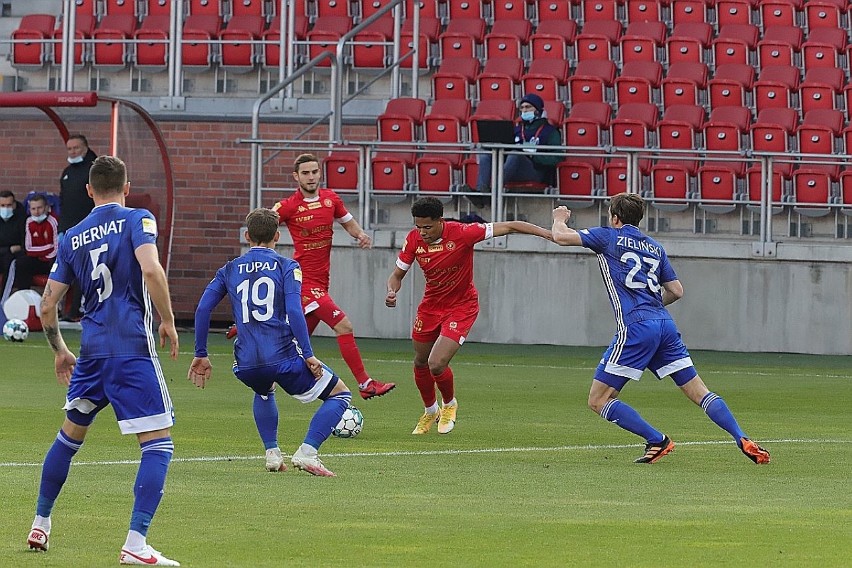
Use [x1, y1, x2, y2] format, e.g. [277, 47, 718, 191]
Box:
[414, 366, 437, 407]
[336, 333, 370, 384]
[434, 367, 455, 404]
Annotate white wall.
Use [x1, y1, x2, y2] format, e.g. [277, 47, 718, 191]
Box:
[269, 230, 852, 356]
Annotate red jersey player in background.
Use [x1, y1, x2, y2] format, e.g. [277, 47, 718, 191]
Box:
[270, 153, 394, 399]
[385, 197, 552, 435]
[238, 154, 395, 472]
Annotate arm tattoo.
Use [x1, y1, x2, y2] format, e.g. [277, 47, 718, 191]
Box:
[43, 324, 63, 353]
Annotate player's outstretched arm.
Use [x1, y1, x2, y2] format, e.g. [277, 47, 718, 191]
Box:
[662, 279, 684, 306]
[551, 206, 583, 246]
[188, 357, 213, 388]
[136, 243, 179, 359]
[492, 220, 553, 241]
[40, 279, 76, 386]
[386, 267, 407, 308]
[341, 219, 372, 249]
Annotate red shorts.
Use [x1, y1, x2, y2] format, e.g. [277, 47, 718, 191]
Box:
[412, 300, 479, 345]
[303, 290, 346, 332]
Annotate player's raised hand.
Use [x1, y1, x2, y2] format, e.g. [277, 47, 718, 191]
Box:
[187, 357, 212, 388]
[159, 321, 180, 359]
[385, 289, 397, 308]
[552, 206, 571, 224]
[54, 350, 76, 386]
[305, 356, 324, 378]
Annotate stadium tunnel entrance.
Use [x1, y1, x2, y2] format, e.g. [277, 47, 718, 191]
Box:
[0, 91, 175, 273]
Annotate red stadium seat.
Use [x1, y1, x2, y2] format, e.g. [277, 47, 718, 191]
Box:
[704, 106, 752, 176]
[219, 15, 266, 72]
[104, 0, 138, 16]
[73, 0, 97, 15]
[792, 169, 833, 216]
[574, 19, 621, 62]
[315, 0, 351, 18]
[750, 108, 799, 176]
[753, 65, 800, 115]
[557, 162, 599, 207]
[476, 58, 524, 101]
[670, 0, 710, 25]
[650, 164, 692, 211]
[698, 164, 741, 211]
[134, 15, 170, 71]
[716, 0, 755, 27]
[796, 108, 844, 179]
[188, 0, 223, 16]
[757, 25, 802, 69]
[398, 31, 433, 69]
[562, 102, 612, 174]
[181, 14, 222, 71]
[804, 0, 846, 30]
[800, 67, 844, 114]
[361, 0, 396, 20]
[568, 60, 616, 105]
[666, 22, 712, 65]
[522, 59, 570, 102]
[416, 156, 456, 193]
[662, 61, 708, 108]
[439, 19, 486, 60]
[583, 0, 618, 21]
[491, 0, 530, 20]
[146, 0, 173, 16]
[615, 60, 662, 106]
[657, 104, 706, 174]
[10, 14, 56, 70]
[609, 102, 658, 180]
[758, 0, 799, 28]
[529, 30, 574, 62]
[231, 0, 267, 17]
[424, 99, 471, 165]
[432, 56, 479, 100]
[543, 100, 566, 126]
[371, 154, 411, 193]
[708, 63, 755, 109]
[712, 23, 759, 67]
[536, 0, 572, 21]
[484, 33, 523, 60]
[325, 151, 360, 194]
[619, 21, 666, 64]
[624, 0, 663, 22]
[352, 31, 388, 69]
[401, 15, 441, 43]
[801, 27, 847, 72]
[53, 14, 96, 67]
[92, 14, 137, 72]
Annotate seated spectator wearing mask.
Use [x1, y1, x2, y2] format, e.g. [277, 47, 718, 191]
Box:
[12, 193, 59, 293]
[472, 94, 563, 201]
[0, 190, 26, 293]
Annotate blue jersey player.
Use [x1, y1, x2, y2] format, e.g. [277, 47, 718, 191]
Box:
[189, 208, 351, 477]
[29, 156, 181, 566]
[551, 193, 770, 465]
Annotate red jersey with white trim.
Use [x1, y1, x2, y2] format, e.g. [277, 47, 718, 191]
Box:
[396, 221, 493, 308]
[25, 214, 59, 262]
[271, 188, 352, 294]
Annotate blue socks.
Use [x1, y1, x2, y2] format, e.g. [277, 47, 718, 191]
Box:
[36, 430, 83, 517]
[701, 392, 747, 444]
[253, 392, 279, 450]
[600, 399, 665, 444]
[304, 392, 351, 450]
[129, 437, 174, 537]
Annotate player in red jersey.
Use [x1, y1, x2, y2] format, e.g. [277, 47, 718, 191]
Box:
[233, 154, 394, 472]
[385, 197, 552, 434]
[271, 153, 396, 399]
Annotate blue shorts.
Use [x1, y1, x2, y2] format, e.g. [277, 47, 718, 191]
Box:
[64, 356, 175, 435]
[594, 318, 696, 391]
[234, 357, 336, 403]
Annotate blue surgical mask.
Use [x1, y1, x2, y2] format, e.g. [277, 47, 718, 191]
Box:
[33, 214, 48, 223]
[67, 155, 84, 164]
[521, 111, 536, 122]
[0, 207, 13, 220]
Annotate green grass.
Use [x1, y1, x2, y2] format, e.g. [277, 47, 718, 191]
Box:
[1, 333, 850, 567]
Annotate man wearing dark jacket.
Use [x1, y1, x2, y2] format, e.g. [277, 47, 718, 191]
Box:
[0, 190, 26, 304]
[473, 94, 563, 200]
[58, 134, 96, 321]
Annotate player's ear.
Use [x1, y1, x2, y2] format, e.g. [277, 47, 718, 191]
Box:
[273, 230, 281, 244]
[244, 229, 251, 244]
[86, 184, 94, 198]
[123, 182, 130, 196]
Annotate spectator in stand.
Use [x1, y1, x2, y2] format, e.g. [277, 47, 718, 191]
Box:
[12, 194, 59, 293]
[58, 134, 97, 321]
[470, 94, 563, 207]
[0, 190, 27, 303]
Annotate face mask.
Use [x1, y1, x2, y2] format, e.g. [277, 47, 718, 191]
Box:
[67, 155, 84, 164]
[0, 207, 12, 220]
[33, 214, 48, 223]
[521, 111, 537, 122]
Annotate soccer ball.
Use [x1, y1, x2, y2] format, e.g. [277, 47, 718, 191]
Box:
[3, 319, 29, 342]
[332, 404, 364, 438]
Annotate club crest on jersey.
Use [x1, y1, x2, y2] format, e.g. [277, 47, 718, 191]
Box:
[323, 198, 333, 207]
[446, 241, 456, 250]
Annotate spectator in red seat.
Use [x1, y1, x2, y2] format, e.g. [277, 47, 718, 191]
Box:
[471, 94, 563, 205]
[13, 194, 59, 294]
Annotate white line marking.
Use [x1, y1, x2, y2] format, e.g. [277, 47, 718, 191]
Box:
[1, 439, 848, 468]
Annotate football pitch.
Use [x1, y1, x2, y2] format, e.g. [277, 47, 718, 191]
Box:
[1, 333, 850, 567]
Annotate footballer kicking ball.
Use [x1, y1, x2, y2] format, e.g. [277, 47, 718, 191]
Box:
[3, 319, 29, 342]
[332, 405, 364, 438]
